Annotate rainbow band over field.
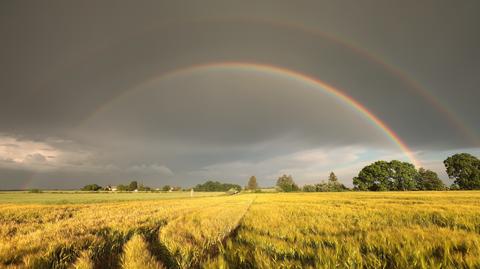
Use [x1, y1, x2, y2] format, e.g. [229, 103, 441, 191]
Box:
[256, 18, 479, 146]
[83, 62, 421, 167]
[31, 16, 477, 146]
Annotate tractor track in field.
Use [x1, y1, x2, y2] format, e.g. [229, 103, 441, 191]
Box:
[191, 196, 258, 268]
[57, 196, 255, 269]
[145, 201, 243, 269]
[75, 201, 228, 269]
[142, 195, 257, 269]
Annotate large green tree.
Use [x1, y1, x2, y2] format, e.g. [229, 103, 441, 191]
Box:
[353, 161, 391, 191]
[247, 176, 258, 190]
[416, 168, 445, 190]
[276, 175, 299, 192]
[389, 160, 418, 190]
[444, 153, 480, 190]
[353, 160, 418, 191]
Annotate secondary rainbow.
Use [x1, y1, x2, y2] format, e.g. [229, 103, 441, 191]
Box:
[35, 16, 477, 146]
[82, 62, 421, 167]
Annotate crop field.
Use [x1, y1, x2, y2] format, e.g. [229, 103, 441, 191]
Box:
[0, 192, 479, 269]
[0, 191, 224, 204]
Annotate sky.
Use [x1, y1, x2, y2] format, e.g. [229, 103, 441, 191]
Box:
[1, 1, 479, 189]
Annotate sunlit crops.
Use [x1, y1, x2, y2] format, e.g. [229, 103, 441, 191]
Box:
[1, 192, 479, 268]
[0, 191, 224, 204]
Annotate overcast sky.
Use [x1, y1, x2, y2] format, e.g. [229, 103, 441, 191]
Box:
[1, 1, 479, 189]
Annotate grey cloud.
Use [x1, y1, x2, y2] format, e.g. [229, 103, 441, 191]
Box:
[127, 164, 173, 176]
[78, 70, 389, 148]
[24, 153, 47, 163]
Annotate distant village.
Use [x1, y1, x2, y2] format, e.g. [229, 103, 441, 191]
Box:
[81, 180, 242, 193]
[82, 181, 182, 192]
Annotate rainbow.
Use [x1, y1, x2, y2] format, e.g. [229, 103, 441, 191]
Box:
[83, 62, 421, 167]
[34, 16, 477, 146]
[250, 17, 478, 146]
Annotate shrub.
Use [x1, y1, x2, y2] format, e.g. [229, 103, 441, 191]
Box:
[162, 185, 171, 191]
[137, 185, 152, 191]
[28, 189, 43, 193]
[302, 185, 316, 192]
[194, 181, 242, 192]
[81, 184, 102, 191]
[117, 184, 129, 191]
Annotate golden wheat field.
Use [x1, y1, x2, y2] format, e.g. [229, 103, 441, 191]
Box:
[1, 191, 480, 269]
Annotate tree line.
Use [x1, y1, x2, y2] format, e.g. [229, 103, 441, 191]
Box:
[81, 181, 181, 192]
[353, 153, 479, 191]
[250, 152, 480, 192]
[193, 181, 242, 192]
[269, 173, 349, 192]
[80, 152, 479, 192]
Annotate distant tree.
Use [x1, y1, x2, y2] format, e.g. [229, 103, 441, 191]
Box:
[315, 182, 329, 192]
[29, 189, 42, 193]
[302, 184, 316, 192]
[162, 185, 171, 191]
[128, 181, 138, 191]
[416, 168, 445, 190]
[247, 176, 258, 190]
[117, 184, 128, 191]
[328, 172, 338, 183]
[449, 183, 460, 190]
[194, 181, 242, 192]
[81, 184, 102, 191]
[444, 153, 480, 190]
[313, 180, 348, 192]
[276, 175, 299, 192]
[353, 160, 418, 191]
[326, 172, 348, 191]
[137, 184, 151, 191]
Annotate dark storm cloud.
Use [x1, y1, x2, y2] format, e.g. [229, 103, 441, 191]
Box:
[0, 18, 471, 147]
[0, 1, 479, 188]
[79, 70, 388, 146]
